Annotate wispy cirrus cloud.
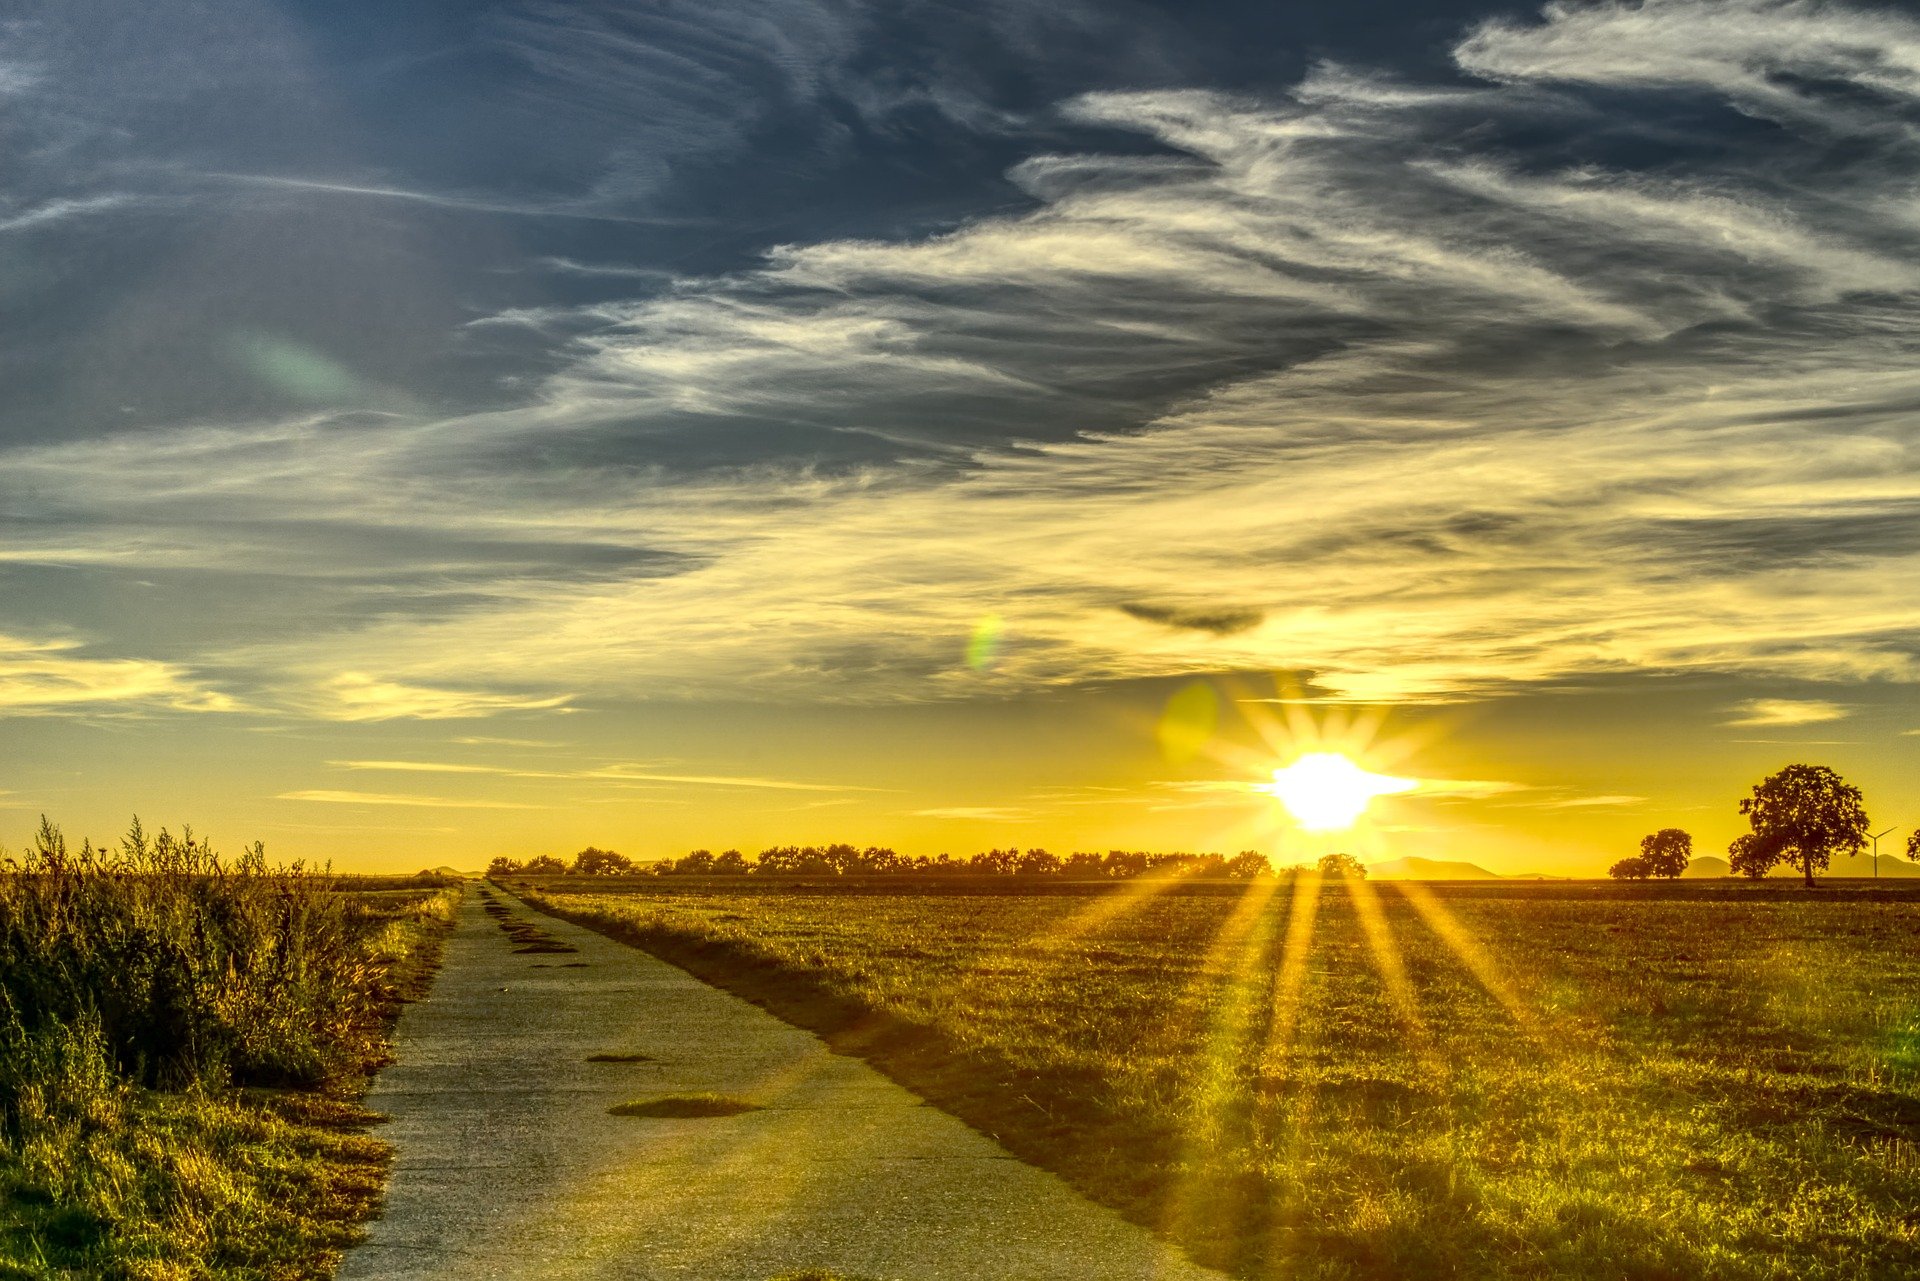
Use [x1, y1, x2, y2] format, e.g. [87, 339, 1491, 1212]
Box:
[276, 790, 540, 809]
[1528, 794, 1648, 810]
[913, 806, 1035, 822]
[0, 635, 233, 716]
[328, 758, 881, 793]
[1723, 698, 1852, 727]
[2, 0, 1919, 718]
[307, 674, 574, 722]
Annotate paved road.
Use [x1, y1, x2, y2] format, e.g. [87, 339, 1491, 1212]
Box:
[337, 891, 1227, 1281]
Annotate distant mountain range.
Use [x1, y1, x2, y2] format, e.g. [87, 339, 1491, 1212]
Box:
[1366, 856, 1506, 880]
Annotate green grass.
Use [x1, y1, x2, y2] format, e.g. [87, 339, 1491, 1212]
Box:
[527, 878, 1920, 1280]
[607, 1094, 761, 1118]
[0, 819, 461, 1279]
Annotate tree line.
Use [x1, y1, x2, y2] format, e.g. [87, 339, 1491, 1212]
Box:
[1608, 762, 1905, 885]
[489, 845, 1279, 880]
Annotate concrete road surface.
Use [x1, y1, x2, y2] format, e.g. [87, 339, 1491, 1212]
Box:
[336, 890, 1227, 1281]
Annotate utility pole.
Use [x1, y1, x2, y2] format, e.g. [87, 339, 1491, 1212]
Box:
[1869, 826, 1896, 878]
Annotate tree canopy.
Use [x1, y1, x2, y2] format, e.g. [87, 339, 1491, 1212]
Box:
[1316, 852, 1366, 879]
[1637, 829, 1692, 878]
[1729, 764, 1868, 886]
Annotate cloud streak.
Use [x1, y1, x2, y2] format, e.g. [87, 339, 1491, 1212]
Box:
[3, 1, 1919, 717]
[1724, 698, 1852, 727]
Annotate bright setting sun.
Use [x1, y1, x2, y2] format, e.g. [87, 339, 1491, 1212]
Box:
[1261, 752, 1417, 831]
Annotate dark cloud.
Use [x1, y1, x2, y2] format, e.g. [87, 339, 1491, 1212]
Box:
[1120, 603, 1265, 636]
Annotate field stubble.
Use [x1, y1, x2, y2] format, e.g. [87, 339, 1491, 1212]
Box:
[523, 876, 1920, 1280]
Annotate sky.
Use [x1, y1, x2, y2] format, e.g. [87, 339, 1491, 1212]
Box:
[3, 0, 1918, 874]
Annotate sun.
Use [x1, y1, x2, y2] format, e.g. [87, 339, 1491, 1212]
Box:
[1261, 752, 1416, 831]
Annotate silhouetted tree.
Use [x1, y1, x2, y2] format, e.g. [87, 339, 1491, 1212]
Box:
[522, 854, 567, 876]
[1225, 850, 1270, 878]
[1015, 848, 1062, 875]
[1317, 852, 1366, 879]
[973, 848, 1020, 875]
[713, 849, 748, 874]
[1732, 764, 1869, 886]
[1637, 829, 1692, 879]
[673, 849, 714, 875]
[1608, 856, 1652, 881]
[485, 856, 522, 878]
[1728, 833, 1770, 879]
[574, 846, 633, 876]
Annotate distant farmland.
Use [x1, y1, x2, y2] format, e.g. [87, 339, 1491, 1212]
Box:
[521, 877, 1920, 1280]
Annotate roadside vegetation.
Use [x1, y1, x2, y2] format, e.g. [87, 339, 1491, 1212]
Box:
[525, 877, 1920, 1279]
[0, 818, 460, 1280]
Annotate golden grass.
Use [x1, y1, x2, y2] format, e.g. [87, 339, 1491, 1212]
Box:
[529, 880, 1920, 1280]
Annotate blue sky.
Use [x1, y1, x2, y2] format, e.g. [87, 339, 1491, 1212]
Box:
[3, 0, 1918, 869]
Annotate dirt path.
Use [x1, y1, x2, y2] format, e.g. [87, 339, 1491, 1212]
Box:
[337, 890, 1226, 1281]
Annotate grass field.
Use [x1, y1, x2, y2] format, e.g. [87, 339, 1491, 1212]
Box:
[0, 822, 461, 1280]
[523, 875, 1920, 1280]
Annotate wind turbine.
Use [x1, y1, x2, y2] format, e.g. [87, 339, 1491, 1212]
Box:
[1868, 826, 1897, 878]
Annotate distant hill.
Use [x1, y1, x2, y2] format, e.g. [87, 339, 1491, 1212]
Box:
[1836, 852, 1920, 878]
[1682, 853, 1919, 879]
[1367, 856, 1504, 880]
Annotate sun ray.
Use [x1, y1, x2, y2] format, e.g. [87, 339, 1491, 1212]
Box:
[1251, 870, 1329, 1276]
[1390, 880, 1548, 1042]
[1265, 870, 1324, 1073]
[1159, 875, 1284, 1246]
[1341, 872, 1438, 1070]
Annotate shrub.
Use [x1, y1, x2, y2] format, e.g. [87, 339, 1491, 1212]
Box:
[0, 818, 378, 1093]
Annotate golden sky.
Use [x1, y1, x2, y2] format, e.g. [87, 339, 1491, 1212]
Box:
[3, 0, 1919, 872]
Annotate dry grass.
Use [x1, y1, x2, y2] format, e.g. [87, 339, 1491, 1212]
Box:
[529, 878, 1920, 1280]
[0, 819, 461, 1279]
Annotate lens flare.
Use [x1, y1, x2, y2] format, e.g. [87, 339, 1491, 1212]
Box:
[1261, 752, 1414, 831]
[1156, 680, 1219, 763]
[966, 614, 1004, 671]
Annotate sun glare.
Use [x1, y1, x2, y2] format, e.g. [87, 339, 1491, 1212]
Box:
[1261, 752, 1415, 831]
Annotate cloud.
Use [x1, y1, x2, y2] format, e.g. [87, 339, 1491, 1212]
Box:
[1119, 603, 1265, 636]
[309, 674, 574, 722]
[1456, 0, 1920, 114]
[1530, 794, 1648, 809]
[585, 766, 883, 793]
[1409, 778, 1534, 800]
[913, 806, 1035, 822]
[0, 635, 233, 716]
[4, 0, 1920, 716]
[326, 758, 874, 793]
[0, 195, 128, 234]
[275, 790, 541, 809]
[1723, 698, 1852, 727]
[329, 760, 507, 775]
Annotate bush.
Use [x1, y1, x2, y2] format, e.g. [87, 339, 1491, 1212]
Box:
[0, 818, 378, 1093]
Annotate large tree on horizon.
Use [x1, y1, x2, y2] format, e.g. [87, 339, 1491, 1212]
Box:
[1638, 828, 1692, 879]
[1730, 764, 1869, 886]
